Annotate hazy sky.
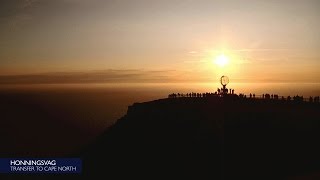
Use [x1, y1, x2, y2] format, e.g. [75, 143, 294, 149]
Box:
[0, 0, 319, 83]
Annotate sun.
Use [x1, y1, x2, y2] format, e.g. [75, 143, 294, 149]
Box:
[214, 54, 229, 67]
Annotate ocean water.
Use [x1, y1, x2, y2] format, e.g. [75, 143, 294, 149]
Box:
[0, 82, 319, 156]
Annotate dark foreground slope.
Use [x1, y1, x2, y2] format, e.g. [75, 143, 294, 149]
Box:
[82, 96, 320, 179]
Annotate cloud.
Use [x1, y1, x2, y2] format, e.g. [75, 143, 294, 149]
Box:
[0, 0, 39, 18]
[0, 69, 180, 84]
[0, 0, 39, 29]
[22, 0, 39, 9]
[182, 60, 208, 65]
[232, 48, 291, 52]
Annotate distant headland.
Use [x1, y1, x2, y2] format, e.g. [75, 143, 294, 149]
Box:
[81, 76, 320, 179]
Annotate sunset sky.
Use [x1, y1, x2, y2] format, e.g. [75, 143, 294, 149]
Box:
[0, 0, 319, 83]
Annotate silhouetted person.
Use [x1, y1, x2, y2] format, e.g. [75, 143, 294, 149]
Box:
[309, 96, 313, 102]
[293, 95, 303, 102]
[265, 94, 270, 100]
[253, 94, 255, 98]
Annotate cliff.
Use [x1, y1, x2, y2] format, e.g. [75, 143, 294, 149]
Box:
[81, 96, 320, 179]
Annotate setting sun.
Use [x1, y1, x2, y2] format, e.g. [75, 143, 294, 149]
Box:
[214, 54, 229, 67]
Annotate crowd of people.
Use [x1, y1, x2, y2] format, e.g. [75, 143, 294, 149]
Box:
[168, 92, 219, 98]
[168, 91, 320, 103]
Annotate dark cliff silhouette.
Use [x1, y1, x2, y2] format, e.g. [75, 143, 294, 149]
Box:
[81, 95, 320, 179]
